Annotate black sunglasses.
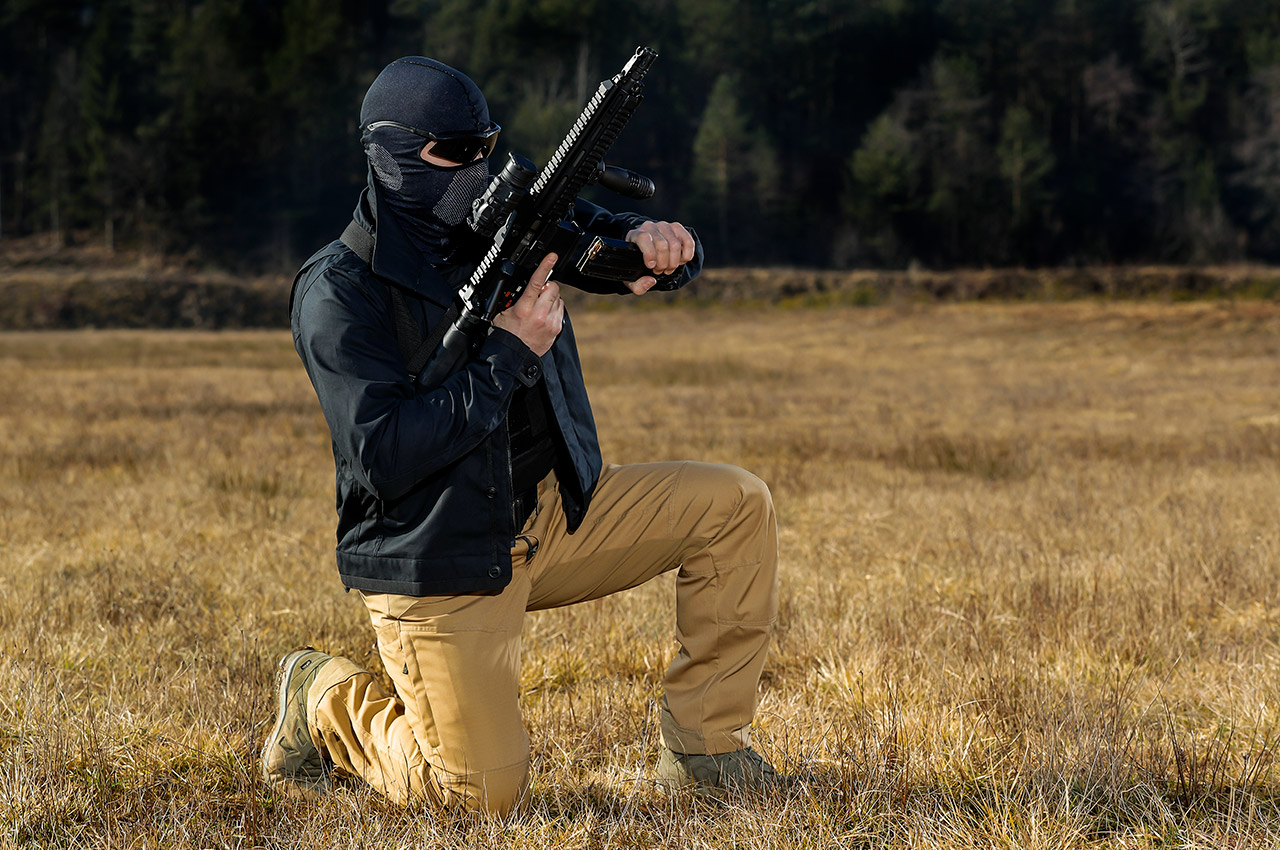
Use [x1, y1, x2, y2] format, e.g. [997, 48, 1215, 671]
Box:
[366, 120, 501, 165]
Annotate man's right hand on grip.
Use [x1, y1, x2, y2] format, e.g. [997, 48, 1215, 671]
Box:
[492, 253, 564, 357]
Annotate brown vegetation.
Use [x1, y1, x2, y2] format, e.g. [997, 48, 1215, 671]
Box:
[2, 300, 1280, 847]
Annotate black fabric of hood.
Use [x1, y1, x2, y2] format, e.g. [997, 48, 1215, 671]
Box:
[360, 56, 492, 137]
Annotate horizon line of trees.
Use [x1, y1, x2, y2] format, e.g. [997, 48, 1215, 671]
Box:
[4, 0, 1280, 272]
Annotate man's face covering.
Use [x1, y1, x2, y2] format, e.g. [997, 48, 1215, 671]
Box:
[359, 57, 496, 259]
[364, 124, 490, 258]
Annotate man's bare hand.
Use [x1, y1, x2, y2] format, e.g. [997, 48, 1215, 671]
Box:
[492, 253, 564, 357]
[624, 220, 696, 295]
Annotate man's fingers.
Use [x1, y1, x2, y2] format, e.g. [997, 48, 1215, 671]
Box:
[675, 224, 696, 263]
[629, 230, 657, 268]
[628, 222, 694, 275]
[655, 239, 674, 273]
[657, 222, 695, 268]
[523, 253, 558, 300]
[538, 280, 562, 310]
[647, 224, 676, 272]
[537, 252, 558, 283]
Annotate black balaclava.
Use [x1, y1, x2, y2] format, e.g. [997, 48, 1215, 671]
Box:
[359, 57, 494, 260]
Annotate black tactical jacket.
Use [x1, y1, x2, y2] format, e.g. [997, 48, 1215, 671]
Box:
[291, 184, 701, 595]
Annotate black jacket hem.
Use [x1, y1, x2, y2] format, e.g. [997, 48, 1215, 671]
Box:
[338, 561, 511, 596]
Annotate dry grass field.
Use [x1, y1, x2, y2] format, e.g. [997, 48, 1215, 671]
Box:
[2, 298, 1280, 848]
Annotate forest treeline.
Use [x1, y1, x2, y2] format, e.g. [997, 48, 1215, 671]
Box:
[3, 0, 1280, 272]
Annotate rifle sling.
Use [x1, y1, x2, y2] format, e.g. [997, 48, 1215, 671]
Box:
[340, 219, 460, 384]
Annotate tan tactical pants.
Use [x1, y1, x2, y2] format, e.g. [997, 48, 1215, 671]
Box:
[305, 461, 778, 815]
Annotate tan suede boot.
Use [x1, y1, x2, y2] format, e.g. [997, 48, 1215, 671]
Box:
[260, 648, 333, 799]
[656, 746, 779, 796]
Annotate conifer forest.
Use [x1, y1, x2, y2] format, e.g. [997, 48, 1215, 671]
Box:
[4, 0, 1280, 272]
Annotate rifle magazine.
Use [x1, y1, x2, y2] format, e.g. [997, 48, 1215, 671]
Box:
[576, 235, 683, 290]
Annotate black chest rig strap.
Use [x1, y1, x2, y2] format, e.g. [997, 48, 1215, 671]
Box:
[341, 220, 459, 385]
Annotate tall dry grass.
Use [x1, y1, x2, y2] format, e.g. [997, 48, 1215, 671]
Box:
[2, 299, 1280, 847]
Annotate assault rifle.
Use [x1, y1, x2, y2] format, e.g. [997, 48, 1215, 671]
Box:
[415, 45, 681, 388]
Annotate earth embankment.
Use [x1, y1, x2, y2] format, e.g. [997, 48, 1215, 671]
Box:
[2, 239, 1277, 329]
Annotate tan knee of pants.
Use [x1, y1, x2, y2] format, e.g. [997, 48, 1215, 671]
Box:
[308, 460, 778, 814]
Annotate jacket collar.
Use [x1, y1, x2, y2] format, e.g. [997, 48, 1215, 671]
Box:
[354, 172, 456, 307]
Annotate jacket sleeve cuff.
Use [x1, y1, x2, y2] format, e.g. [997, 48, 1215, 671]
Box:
[485, 327, 545, 387]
